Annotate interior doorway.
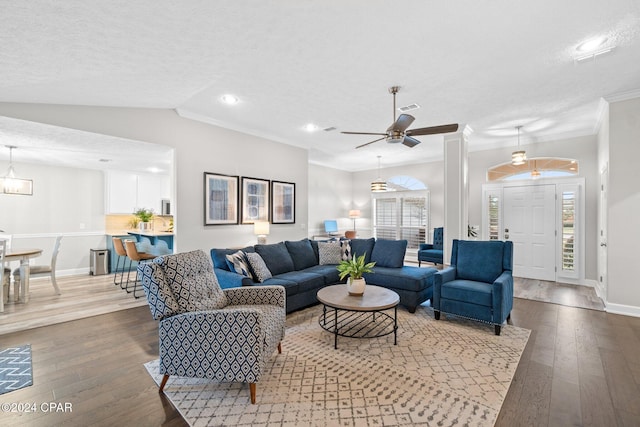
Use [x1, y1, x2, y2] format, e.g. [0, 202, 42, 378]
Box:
[482, 177, 584, 284]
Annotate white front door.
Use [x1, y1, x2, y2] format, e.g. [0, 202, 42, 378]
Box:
[503, 185, 556, 280]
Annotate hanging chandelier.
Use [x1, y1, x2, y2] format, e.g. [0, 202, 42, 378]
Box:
[531, 159, 541, 179]
[2, 145, 33, 195]
[511, 125, 526, 166]
[370, 155, 387, 192]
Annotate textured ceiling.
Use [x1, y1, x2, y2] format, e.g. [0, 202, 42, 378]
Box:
[1, 1, 639, 172]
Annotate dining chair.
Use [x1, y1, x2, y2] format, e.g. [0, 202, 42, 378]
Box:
[112, 237, 132, 289]
[124, 239, 157, 298]
[0, 235, 13, 300]
[13, 235, 63, 298]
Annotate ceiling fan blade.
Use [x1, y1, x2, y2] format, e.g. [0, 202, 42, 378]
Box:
[402, 136, 421, 148]
[341, 131, 388, 136]
[356, 136, 386, 149]
[388, 114, 415, 133]
[406, 123, 459, 136]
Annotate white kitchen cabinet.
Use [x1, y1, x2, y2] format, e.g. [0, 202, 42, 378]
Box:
[106, 171, 171, 214]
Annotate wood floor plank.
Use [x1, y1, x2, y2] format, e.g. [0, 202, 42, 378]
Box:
[1, 274, 638, 427]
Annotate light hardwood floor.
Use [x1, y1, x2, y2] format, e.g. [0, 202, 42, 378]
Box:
[1, 273, 636, 427]
[0, 272, 147, 335]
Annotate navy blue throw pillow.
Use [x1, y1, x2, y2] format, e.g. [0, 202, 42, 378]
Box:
[255, 242, 295, 275]
[285, 239, 317, 271]
[370, 239, 407, 268]
[349, 238, 376, 263]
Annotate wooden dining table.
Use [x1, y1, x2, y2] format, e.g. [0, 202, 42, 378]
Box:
[2, 247, 43, 310]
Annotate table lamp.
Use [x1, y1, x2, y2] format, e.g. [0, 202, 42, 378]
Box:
[348, 210, 361, 233]
[254, 221, 270, 244]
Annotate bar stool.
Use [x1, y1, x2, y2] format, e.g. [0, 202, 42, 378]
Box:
[124, 240, 157, 298]
[112, 237, 131, 289]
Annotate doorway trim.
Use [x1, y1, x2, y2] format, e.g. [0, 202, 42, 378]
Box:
[482, 176, 585, 285]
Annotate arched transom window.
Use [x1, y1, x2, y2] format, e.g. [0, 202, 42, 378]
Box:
[487, 158, 579, 181]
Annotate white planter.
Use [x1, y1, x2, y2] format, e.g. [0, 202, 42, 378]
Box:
[347, 277, 366, 296]
[139, 222, 152, 232]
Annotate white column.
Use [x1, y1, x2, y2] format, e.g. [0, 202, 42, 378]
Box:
[443, 131, 468, 265]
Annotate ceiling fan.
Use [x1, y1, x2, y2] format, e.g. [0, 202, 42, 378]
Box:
[341, 86, 459, 149]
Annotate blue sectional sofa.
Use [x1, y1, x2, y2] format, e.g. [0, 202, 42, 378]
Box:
[211, 238, 437, 313]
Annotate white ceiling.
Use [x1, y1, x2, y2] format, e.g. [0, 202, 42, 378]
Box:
[1, 1, 639, 172]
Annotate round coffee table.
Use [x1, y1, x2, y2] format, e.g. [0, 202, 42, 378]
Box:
[316, 284, 400, 349]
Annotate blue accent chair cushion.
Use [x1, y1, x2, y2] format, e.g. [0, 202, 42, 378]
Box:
[433, 239, 514, 335]
[370, 239, 407, 268]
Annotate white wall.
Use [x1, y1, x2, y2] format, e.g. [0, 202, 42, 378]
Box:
[607, 96, 640, 314]
[308, 164, 353, 237]
[0, 103, 309, 254]
[0, 161, 106, 273]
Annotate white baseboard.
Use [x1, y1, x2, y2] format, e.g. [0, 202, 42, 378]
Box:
[605, 302, 640, 318]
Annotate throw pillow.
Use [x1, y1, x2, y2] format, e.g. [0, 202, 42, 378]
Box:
[349, 238, 376, 263]
[245, 252, 273, 283]
[225, 250, 251, 277]
[341, 240, 352, 261]
[318, 241, 342, 265]
[285, 239, 317, 270]
[255, 242, 295, 275]
[157, 250, 228, 312]
[371, 239, 408, 268]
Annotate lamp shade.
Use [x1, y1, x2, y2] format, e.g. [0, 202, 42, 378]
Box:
[348, 209, 361, 219]
[253, 221, 270, 235]
[511, 150, 526, 165]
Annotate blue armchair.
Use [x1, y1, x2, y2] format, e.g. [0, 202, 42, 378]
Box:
[418, 227, 443, 266]
[433, 239, 513, 335]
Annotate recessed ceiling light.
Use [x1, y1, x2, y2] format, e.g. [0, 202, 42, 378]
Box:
[577, 36, 608, 52]
[304, 123, 318, 132]
[220, 94, 239, 105]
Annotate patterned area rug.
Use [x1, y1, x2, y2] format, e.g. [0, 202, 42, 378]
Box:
[0, 344, 33, 395]
[144, 306, 530, 426]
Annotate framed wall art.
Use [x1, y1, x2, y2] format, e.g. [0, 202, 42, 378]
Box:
[241, 177, 270, 224]
[271, 180, 295, 224]
[203, 172, 239, 225]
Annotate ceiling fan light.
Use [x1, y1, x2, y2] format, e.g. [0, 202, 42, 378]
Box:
[512, 150, 526, 165]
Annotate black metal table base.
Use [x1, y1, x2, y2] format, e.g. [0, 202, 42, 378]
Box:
[319, 305, 398, 349]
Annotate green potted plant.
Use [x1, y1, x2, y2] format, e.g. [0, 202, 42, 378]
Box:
[134, 208, 154, 232]
[336, 252, 376, 296]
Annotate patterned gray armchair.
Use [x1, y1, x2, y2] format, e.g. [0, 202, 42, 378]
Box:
[139, 249, 286, 404]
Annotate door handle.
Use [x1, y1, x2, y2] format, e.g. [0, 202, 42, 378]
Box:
[600, 242, 607, 247]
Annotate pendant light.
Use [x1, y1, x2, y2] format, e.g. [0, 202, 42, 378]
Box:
[370, 155, 387, 192]
[2, 145, 33, 195]
[531, 159, 541, 179]
[511, 126, 526, 166]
